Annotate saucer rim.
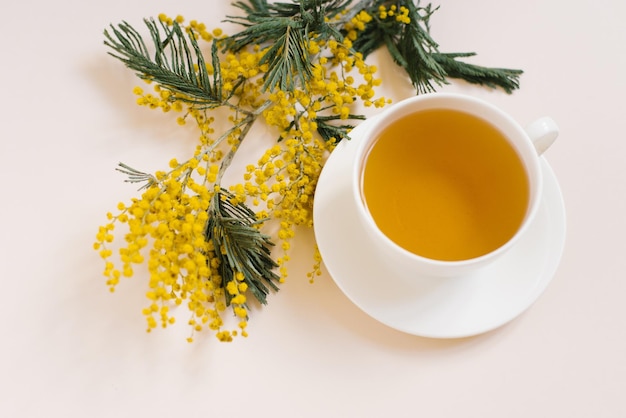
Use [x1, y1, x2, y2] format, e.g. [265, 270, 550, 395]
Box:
[312, 117, 566, 338]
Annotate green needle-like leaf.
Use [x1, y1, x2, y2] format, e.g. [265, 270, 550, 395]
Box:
[432, 52, 523, 93]
[224, 0, 351, 91]
[206, 190, 280, 306]
[347, 0, 522, 94]
[115, 162, 157, 190]
[104, 19, 223, 107]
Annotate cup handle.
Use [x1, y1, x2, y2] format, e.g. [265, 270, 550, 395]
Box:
[525, 117, 559, 155]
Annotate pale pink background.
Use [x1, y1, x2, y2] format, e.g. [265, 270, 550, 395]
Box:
[1, 1, 624, 417]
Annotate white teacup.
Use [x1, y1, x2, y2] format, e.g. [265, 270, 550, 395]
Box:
[351, 93, 559, 278]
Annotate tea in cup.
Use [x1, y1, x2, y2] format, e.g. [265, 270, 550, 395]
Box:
[352, 93, 558, 277]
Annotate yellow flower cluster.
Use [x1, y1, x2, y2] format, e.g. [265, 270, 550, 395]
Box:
[220, 46, 268, 99]
[94, 156, 250, 342]
[343, 9, 374, 41]
[157, 13, 223, 42]
[228, 33, 389, 282]
[378, 4, 412, 24]
[96, 11, 389, 342]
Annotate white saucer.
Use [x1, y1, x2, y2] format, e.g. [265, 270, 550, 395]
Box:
[313, 118, 566, 338]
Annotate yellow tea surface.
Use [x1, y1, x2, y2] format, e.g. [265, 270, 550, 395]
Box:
[362, 109, 529, 261]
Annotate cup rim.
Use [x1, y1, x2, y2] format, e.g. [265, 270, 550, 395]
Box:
[351, 92, 544, 274]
